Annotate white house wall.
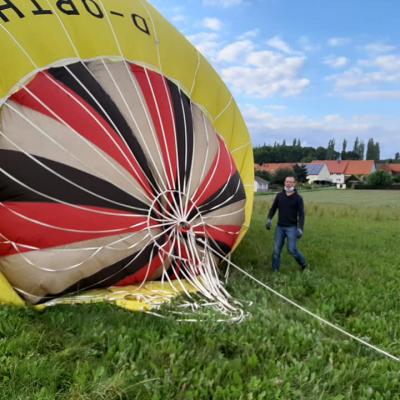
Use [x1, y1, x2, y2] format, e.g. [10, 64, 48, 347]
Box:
[307, 164, 331, 183]
[330, 173, 345, 184]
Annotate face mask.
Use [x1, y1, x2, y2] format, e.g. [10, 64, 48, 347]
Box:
[284, 186, 294, 192]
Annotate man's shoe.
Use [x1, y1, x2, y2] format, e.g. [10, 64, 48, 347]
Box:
[300, 264, 307, 271]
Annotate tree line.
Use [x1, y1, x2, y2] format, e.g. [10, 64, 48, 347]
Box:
[254, 137, 399, 164]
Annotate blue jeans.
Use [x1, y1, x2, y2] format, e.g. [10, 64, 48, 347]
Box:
[272, 225, 306, 271]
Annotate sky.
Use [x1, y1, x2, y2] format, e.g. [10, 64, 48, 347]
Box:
[148, 0, 400, 159]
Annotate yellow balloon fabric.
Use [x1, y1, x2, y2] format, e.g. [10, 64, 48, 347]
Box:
[0, 0, 253, 308]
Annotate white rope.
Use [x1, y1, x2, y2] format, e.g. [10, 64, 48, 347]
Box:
[183, 111, 212, 215]
[0, 20, 156, 203]
[0, 128, 147, 213]
[0, 201, 146, 235]
[43, 0, 162, 203]
[189, 50, 201, 97]
[213, 96, 232, 122]
[231, 141, 252, 154]
[16, 224, 174, 302]
[202, 241, 400, 363]
[96, 0, 182, 216]
[184, 132, 223, 217]
[4, 98, 141, 199]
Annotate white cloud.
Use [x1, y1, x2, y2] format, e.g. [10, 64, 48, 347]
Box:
[323, 114, 342, 123]
[265, 104, 287, 111]
[238, 29, 259, 40]
[340, 90, 400, 100]
[185, 26, 309, 99]
[187, 32, 221, 58]
[171, 14, 186, 23]
[209, 36, 309, 98]
[329, 65, 400, 88]
[299, 36, 320, 52]
[327, 53, 400, 98]
[371, 55, 400, 71]
[221, 60, 309, 98]
[243, 105, 400, 158]
[203, 0, 243, 7]
[324, 56, 348, 68]
[217, 40, 255, 63]
[327, 37, 350, 47]
[202, 17, 222, 31]
[363, 41, 396, 54]
[267, 36, 293, 54]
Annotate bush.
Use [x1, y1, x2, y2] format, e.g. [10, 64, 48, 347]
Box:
[354, 184, 400, 190]
[367, 170, 392, 186]
[392, 174, 400, 183]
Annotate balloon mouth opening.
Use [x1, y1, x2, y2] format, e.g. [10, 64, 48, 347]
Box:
[146, 189, 206, 264]
[178, 221, 191, 233]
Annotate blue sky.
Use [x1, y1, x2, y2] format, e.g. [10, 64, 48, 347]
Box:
[149, 0, 400, 159]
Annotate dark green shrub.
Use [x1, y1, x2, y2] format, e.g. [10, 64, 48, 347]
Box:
[367, 170, 392, 186]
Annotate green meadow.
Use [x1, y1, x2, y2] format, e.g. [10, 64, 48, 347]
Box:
[1, 190, 399, 399]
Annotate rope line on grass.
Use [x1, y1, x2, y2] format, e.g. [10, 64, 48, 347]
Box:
[201, 240, 400, 363]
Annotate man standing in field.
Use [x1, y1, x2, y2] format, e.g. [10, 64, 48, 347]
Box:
[266, 176, 307, 272]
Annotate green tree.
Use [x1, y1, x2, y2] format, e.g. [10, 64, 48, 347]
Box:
[359, 141, 365, 160]
[342, 150, 361, 160]
[341, 138, 347, 159]
[326, 139, 336, 160]
[293, 164, 308, 183]
[374, 142, 380, 161]
[315, 146, 327, 160]
[367, 171, 392, 186]
[366, 138, 380, 161]
[255, 170, 272, 182]
[353, 137, 359, 154]
[366, 138, 375, 160]
[273, 168, 294, 185]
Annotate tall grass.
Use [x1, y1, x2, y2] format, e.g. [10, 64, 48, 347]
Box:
[1, 190, 399, 399]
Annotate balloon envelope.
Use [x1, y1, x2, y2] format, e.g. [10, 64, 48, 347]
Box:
[0, 0, 253, 305]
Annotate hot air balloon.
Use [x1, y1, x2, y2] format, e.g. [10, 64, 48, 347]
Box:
[0, 0, 254, 310]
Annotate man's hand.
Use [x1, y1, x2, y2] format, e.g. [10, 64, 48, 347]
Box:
[266, 219, 272, 230]
[297, 228, 303, 239]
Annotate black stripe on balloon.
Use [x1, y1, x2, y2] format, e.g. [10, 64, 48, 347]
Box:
[196, 237, 231, 258]
[166, 80, 194, 187]
[35, 238, 165, 304]
[0, 149, 148, 214]
[187, 171, 246, 219]
[47, 62, 158, 194]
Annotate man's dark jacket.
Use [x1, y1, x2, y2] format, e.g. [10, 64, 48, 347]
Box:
[267, 190, 304, 230]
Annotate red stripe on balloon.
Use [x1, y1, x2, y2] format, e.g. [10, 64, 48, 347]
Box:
[194, 225, 241, 248]
[0, 202, 156, 256]
[10, 72, 153, 197]
[191, 136, 237, 207]
[130, 65, 177, 189]
[114, 241, 172, 285]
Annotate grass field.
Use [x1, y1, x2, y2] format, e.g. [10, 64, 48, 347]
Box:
[1, 190, 400, 399]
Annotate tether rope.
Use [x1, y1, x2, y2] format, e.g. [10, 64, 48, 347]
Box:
[201, 240, 400, 363]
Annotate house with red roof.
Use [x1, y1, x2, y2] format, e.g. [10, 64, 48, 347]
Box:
[303, 163, 331, 183]
[379, 163, 400, 176]
[255, 162, 331, 183]
[311, 160, 376, 185]
[255, 163, 296, 173]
